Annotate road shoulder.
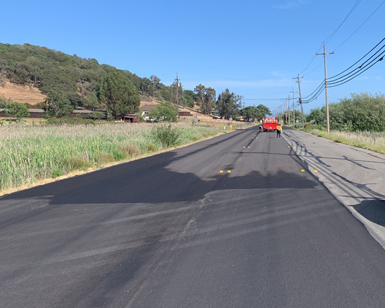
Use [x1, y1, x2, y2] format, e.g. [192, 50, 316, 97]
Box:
[283, 129, 385, 249]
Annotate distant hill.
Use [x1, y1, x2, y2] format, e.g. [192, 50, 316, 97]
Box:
[0, 43, 194, 109]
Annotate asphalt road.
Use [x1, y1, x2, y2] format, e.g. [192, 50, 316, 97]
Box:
[1, 126, 385, 308]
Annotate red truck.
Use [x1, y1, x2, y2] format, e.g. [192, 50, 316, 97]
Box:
[262, 117, 278, 132]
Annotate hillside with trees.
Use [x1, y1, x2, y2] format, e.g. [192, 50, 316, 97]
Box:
[0, 43, 271, 121]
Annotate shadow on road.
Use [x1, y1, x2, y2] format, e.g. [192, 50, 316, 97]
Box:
[352, 199, 385, 227]
[0, 151, 317, 206]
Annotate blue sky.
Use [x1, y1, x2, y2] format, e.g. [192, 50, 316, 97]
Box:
[2, 0, 384, 113]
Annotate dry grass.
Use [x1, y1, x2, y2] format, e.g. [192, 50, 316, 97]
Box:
[304, 128, 385, 155]
[0, 81, 46, 105]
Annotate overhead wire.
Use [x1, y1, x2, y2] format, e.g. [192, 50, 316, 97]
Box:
[329, 37, 385, 79]
[324, 0, 362, 44]
[333, 0, 385, 51]
[303, 61, 323, 77]
[299, 0, 362, 76]
[328, 45, 385, 85]
[299, 45, 323, 75]
[244, 39, 385, 105]
[329, 52, 385, 88]
[243, 98, 284, 101]
[301, 39, 385, 104]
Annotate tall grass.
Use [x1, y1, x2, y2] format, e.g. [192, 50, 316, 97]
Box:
[0, 122, 225, 192]
[303, 128, 385, 155]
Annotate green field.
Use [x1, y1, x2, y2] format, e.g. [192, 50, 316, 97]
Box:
[0, 122, 242, 193]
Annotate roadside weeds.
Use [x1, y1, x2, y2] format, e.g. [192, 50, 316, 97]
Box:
[0, 127, 240, 197]
[297, 128, 385, 156]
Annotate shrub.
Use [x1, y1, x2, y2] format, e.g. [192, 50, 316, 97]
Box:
[152, 124, 180, 147]
[66, 157, 92, 170]
[148, 101, 177, 122]
[113, 151, 124, 161]
[117, 144, 141, 158]
[147, 144, 157, 152]
[52, 169, 64, 178]
[4, 102, 30, 120]
[0, 95, 12, 108]
[96, 152, 114, 164]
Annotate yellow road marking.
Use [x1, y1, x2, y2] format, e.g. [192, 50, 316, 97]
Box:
[301, 169, 305, 172]
[227, 170, 231, 173]
[314, 170, 318, 172]
[220, 170, 223, 173]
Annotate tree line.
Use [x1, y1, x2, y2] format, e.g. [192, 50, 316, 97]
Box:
[307, 93, 385, 132]
[0, 43, 272, 121]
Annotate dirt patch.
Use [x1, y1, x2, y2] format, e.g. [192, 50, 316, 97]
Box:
[0, 81, 46, 105]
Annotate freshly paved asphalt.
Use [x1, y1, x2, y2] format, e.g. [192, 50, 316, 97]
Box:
[1, 126, 385, 307]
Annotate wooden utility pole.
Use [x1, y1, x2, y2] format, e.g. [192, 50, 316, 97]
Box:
[280, 105, 283, 123]
[294, 75, 304, 128]
[285, 99, 288, 124]
[288, 95, 291, 125]
[317, 44, 334, 133]
[176, 74, 179, 121]
[290, 89, 295, 126]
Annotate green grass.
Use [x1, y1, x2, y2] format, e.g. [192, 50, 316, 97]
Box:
[0, 122, 227, 192]
[300, 127, 385, 155]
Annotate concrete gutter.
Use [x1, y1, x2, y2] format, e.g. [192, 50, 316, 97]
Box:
[283, 129, 385, 249]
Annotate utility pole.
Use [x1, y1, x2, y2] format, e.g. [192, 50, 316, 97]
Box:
[288, 95, 291, 125]
[285, 99, 288, 124]
[317, 44, 334, 133]
[176, 74, 179, 121]
[294, 75, 304, 128]
[290, 89, 295, 126]
[281, 105, 283, 123]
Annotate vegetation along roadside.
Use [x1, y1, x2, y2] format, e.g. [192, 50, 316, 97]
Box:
[0, 122, 238, 195]
[292, 93, 385, 155]
[298, 128, 385, 155]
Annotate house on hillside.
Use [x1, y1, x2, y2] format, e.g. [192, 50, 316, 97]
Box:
[140, 104, 158, 121]
[178, 110, 192, 117]
[120, 104, 193, 122]
[140, 104, 157, 115]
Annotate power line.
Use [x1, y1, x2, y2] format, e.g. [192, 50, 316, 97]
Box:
[299, 45, 323, 75]
[328, 47, 385, 86]
[247, 39, 385, 106]
[329, 54, 384, 88]
[330, 37, 385, 79]
[243, 98, 286, 101]
[300, 0, 362, 75]
[324, 0, 362, 45]
[333, 0, 385, 51]
[303, 61, 324, 77]
[302, 39, 385, 104]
